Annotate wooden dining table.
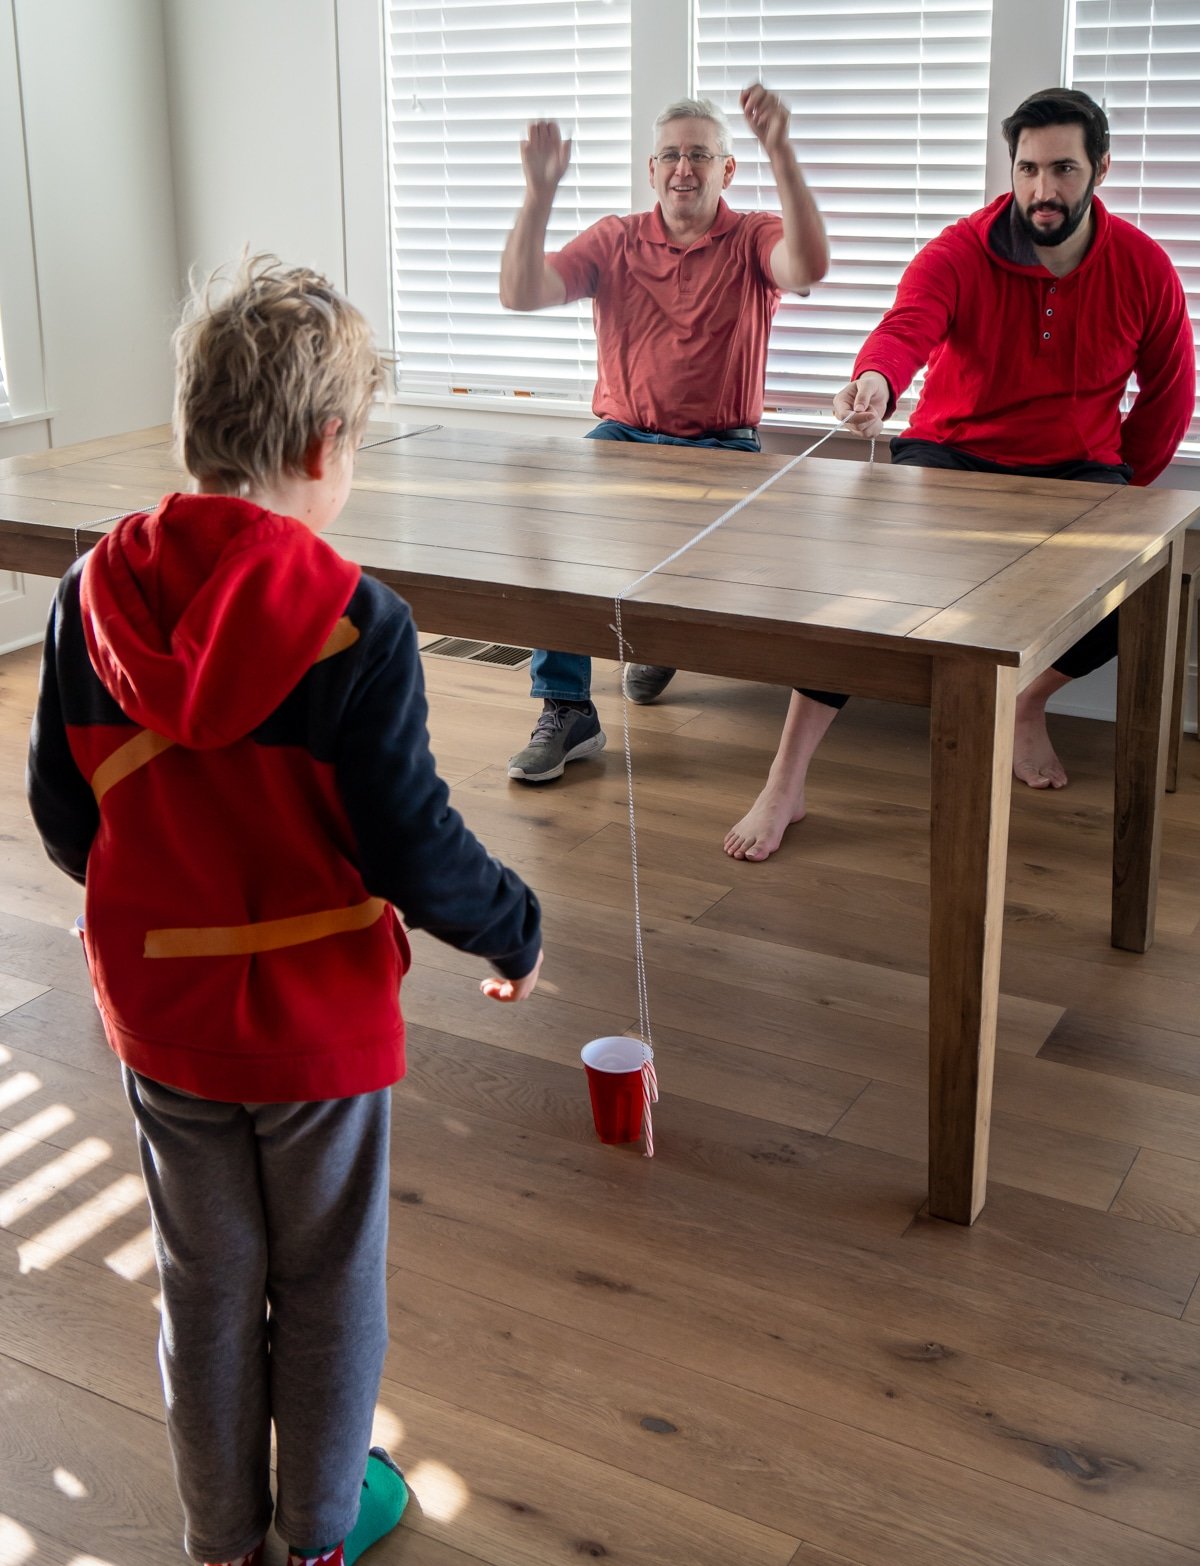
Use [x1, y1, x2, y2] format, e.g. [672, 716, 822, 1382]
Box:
[1, 421, 1196, 1224]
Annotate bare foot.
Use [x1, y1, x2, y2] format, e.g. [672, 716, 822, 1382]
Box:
[723, 787, 806, 861]
[1013, 702, 1068, 789]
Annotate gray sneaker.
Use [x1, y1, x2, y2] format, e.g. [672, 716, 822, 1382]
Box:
[623, 664, 677, 704]
[508, 700, 606, 783]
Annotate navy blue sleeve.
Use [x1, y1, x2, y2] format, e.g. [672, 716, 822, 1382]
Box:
[27, 582, 99, 886]
[335, 587, 541, 978]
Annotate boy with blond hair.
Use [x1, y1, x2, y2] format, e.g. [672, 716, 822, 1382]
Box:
[28, 257, 542, 1566]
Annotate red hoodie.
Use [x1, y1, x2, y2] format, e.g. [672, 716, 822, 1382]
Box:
[853, 195, 1195, 483]
[28, 494, 540, 1101]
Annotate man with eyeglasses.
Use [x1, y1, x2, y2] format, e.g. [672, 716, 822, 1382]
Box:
[500, 85, 828, 784]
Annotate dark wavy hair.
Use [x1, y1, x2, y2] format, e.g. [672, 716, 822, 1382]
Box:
[1001, 88, 1110, 176]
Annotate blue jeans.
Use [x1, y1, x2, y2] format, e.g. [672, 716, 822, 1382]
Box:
[530, 419, 761, 701]
[585, 418, 761, 453]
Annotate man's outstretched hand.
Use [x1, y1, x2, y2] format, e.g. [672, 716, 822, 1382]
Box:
[832, 371, 890, 438]
[520, 122, 571, 198]
[480, 947, 544, 1003]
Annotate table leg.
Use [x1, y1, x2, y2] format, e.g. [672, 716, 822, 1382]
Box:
[1165, 569, 1191, 793]
[1113, 541, 1182, 952]
[928, 660, 1016, 1224]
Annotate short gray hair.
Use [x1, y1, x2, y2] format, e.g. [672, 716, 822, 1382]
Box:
[653, 97, 733, 156]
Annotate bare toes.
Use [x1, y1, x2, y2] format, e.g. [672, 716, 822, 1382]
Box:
[1014, 763, 1051, 789]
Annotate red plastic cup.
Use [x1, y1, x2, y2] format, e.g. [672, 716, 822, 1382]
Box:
[581, 1036, 653, 1144]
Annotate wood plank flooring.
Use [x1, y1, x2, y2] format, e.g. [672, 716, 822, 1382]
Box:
[1, 637, 1199, 1565]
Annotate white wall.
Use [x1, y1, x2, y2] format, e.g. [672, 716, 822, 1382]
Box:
[12, 0, 179, 449]
[162, 0, 346, 288]
[0, 2, 46, 443]
[0, 0, 181, 648]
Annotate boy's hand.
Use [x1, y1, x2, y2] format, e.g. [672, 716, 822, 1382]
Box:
[480, 948, 543, 1003]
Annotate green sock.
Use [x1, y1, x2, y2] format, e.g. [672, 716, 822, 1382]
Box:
[344, 1449, 409, 1565]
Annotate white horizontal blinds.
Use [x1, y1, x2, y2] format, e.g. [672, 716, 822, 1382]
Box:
[1068, 0, 1200, 446]
[694, 1, 993, 416]
[385, 1, 631, 399]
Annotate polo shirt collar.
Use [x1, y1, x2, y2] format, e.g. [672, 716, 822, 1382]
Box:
[643, 197, 738, 248]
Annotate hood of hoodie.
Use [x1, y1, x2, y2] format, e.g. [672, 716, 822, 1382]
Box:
[79, 492, 361, 749]
[963, 191, 1112, 279]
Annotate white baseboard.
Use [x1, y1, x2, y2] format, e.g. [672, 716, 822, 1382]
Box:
[0, 629, 45, 658]
[1047, 659, 1197, 732]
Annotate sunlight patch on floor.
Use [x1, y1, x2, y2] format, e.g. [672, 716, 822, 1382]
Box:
[404, 1459, 469, 1524]
[0, 1516, 34, 1566]
[0, 1106, 75, 1170]
[52, 1468, 88, 1500]
[0, 1072, 40, 1114]
[18, 1173, 146, 1273]
[103, 1225, 157, 1282]
[0, 1138, 111, 1227]
[371, 1403, 406, 1450]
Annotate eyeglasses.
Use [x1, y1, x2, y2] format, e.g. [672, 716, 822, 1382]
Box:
[653, 149, 721, 167]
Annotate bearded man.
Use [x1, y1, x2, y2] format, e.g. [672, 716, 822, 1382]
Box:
[723, 86, 1195, 863]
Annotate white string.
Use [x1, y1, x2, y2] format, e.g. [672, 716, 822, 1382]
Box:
[360, 422, 443, 450]
[74, 512, 130, 560]
[617, 420, 855, 603]
[611, 418, 873, 1155]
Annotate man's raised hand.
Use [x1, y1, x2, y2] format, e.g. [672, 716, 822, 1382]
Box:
[833, 371, 890, 439]
[740, 84, 791, 157]
[520, 121, 571, 197]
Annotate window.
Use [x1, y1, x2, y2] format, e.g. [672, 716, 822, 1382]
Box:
[361, 0, 1200, 462]
[1068, 0, 1200, 446]
[385, 0, 631, 401]
[694, 1, 994, 417]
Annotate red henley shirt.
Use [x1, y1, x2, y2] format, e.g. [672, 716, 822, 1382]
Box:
[854, 194, 1195, 484]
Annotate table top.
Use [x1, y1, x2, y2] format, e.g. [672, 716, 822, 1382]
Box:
[2, 423, 1196, 682]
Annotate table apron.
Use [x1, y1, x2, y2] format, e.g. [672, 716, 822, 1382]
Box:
[394, 579, 937, 706]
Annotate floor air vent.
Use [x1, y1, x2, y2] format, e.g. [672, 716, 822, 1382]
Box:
[421, 636, 532, 670]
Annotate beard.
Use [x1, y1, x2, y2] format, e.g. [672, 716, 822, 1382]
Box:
[1013, 176, 1096, 248]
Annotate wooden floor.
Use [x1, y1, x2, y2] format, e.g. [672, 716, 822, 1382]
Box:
[2, 638, 1200, 1566]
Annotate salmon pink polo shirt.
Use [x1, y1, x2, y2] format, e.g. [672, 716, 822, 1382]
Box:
[547, 199, 784, 439]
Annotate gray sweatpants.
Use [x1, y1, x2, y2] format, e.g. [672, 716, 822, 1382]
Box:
[122, 1066, 391, 1563]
